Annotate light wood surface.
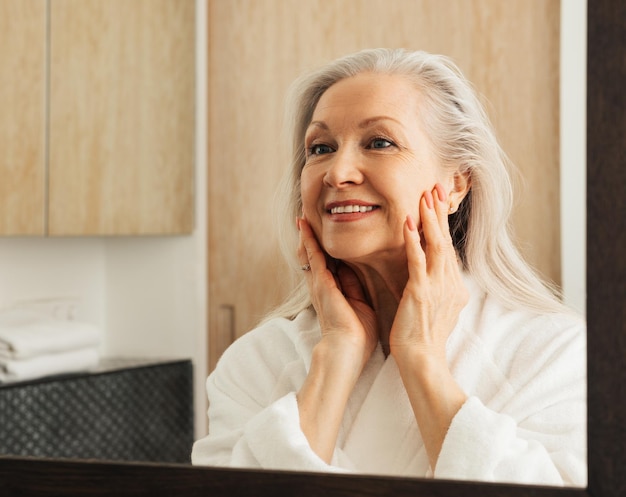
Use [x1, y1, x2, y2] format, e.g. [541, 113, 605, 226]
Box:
[48, 0, 195, 235]
[0, 0, 46, 235]
[208, 0, 561, 370]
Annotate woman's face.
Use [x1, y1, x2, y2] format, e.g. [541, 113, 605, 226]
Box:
[300, 72, 452, 264]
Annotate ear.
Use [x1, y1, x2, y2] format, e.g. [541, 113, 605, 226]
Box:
[448, 169, 471, 214]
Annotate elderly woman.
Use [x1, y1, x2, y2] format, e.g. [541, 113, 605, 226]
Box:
[192, 49, 586, 487]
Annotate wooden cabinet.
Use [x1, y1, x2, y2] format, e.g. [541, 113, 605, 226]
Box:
[0, 0, 46, 235]
[0, 0, 195, 236]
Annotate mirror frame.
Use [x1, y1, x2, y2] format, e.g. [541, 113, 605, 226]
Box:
[0, 1, 623, 495]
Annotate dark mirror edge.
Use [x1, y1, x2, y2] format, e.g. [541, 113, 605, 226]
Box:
[0, 456, 589, 497]
[586, 0, 626, 496]
[0, 0, 624, 496]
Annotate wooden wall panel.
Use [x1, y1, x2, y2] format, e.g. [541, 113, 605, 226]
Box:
[0, 0, 46, 235]
[48, 0, 195, 235]
[208, 0, 560, 370]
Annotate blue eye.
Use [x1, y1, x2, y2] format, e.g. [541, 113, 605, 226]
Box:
[370, 138, 393, 149]
[309, 144, 334, 155]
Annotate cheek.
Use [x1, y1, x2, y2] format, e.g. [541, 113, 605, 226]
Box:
[299, 171, 319, 218]
[389, 180, 423, 216]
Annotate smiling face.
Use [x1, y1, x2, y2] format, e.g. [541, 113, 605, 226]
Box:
[300, 72, 452, 265]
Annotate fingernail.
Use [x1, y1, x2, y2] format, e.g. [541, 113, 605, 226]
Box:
[406, 214, 417, 231]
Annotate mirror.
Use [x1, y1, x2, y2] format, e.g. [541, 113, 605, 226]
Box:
[3, 0, 625, 495]
[200, 0, 588, 488]
[203, 0, 587, 486]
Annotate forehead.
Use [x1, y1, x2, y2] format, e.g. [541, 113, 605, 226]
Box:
[311, 72, 422, 124]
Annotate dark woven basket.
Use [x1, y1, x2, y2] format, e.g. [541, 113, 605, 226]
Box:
[0, 358, 194, 463]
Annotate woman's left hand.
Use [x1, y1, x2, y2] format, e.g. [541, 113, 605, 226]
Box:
[389, 183, 469, 362]
[390, 183, 470, 470]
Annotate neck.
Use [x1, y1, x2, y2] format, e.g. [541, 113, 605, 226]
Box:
[344, 257, 409, 355]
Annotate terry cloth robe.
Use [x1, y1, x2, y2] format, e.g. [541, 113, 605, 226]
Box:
[192, 275, 587, 487]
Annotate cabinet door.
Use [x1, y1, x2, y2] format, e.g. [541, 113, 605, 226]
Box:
[208, 0, 560, 371]
[48, 0, 195, 235]
[0, 0, 46, 235]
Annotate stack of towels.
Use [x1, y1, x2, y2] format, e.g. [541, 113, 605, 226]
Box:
[0, 309, 101, 383]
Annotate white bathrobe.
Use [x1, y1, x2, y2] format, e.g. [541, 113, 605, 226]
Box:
[192, 276, 586, 487]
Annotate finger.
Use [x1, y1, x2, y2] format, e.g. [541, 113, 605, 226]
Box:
[337, 263, 367, 303]
[433, 183, 453, 237]
[296, 217, 311, 271]
[433, 184, 461, 273]
[404, 213, 427, 280]
[298, 219, 346, 319]
[419, 188, 451, 271]
[298, 217, 333, 279]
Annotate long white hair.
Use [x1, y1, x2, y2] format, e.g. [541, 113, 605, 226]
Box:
[266, 48, 566, 322]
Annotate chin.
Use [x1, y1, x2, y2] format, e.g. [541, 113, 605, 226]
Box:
[324, 245, 389, 265]
[322, 243, 365, 262]
[326, 239, 406, 265]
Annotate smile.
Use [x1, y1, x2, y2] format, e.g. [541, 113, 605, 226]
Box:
[329, 205, 376, 214]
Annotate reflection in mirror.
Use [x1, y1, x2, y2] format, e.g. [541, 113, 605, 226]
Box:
[5, 0, 626, 495]
[197, 48, 587, 486]
[0, 0, 588, 492]
[196, 9, 587, 485]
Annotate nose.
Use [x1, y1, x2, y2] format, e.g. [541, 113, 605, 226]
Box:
[322, 148, 364, 188]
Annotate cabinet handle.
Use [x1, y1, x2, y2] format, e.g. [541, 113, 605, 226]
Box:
[217, 305, 235, 358]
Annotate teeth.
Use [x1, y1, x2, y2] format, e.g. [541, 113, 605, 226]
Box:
[330, 205, 375, 214]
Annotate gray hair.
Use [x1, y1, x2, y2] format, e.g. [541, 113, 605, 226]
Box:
[267, 48, 566, 321]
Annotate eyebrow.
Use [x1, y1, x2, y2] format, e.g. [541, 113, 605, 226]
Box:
[306, 116, 402, 133]
[357, 116, 403, 128]
[306, 121, 329, 131]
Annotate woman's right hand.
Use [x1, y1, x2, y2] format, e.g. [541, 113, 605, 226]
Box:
[297, 217, 378, 369]
[296, 217, 378, 463]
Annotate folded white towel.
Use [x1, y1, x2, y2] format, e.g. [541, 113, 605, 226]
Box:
[0, 346, 100, 383]
[0, 309, 101, 360]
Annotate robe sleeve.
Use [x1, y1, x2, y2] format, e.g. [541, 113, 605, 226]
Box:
[191, 317, 354, 472]
[435, 317, 587, 487]
[192, 384, 351, 472]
